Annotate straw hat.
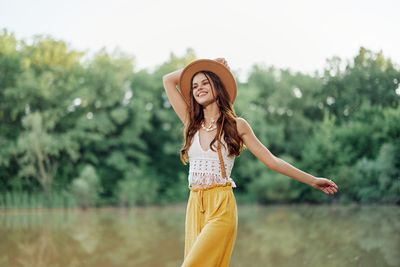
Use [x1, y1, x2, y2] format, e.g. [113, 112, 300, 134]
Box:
[179, 59, 237, 106]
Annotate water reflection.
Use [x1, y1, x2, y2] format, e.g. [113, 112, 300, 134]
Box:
[0, 205, 399, 267]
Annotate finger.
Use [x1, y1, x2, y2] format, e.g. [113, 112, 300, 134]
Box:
[324, 187, 333, 194]
[326, 189, 332, 195]
[330, 180, 338, 188]
[333, 184, 338, 190]
[321, 187, 329, 194]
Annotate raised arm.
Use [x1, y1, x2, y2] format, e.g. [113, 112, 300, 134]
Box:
[235, 117, 339, 195]
[162, 68, 189, 126]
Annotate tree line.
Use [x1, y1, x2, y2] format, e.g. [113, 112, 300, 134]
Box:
[0, 29, 399, 208]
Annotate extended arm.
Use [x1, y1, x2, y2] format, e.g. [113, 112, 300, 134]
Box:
[236, 117, 339, 195]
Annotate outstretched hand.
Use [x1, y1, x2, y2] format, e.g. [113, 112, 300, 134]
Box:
[310, 177, 339, 195]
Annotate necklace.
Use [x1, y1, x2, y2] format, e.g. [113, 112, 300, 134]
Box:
[201, 114, 220, 132]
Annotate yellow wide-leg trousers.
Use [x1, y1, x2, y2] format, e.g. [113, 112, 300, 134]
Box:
[182, 184, 238, 267]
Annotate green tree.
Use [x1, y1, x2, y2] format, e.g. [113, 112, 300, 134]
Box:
[70, 164, 103, 208]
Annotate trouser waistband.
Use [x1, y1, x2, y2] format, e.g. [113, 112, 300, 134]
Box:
[190, 183, 233, 213]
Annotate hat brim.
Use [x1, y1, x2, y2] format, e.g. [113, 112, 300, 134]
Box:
[179, 59, 237, 106]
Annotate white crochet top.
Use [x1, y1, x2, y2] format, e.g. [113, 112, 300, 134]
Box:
[187, 130, 236, 189]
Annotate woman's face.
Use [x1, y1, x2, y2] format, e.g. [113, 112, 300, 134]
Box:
[191, 72, 217, 105]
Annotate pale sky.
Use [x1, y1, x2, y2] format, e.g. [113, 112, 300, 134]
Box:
[0, 0, 399, 80]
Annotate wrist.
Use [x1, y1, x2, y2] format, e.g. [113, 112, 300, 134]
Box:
[308, 176, 317, 186]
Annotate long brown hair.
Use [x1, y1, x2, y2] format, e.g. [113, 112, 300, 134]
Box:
[179, 71, 245, 165]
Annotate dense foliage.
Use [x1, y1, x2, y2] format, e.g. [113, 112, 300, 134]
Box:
[0, 29, 399, 207]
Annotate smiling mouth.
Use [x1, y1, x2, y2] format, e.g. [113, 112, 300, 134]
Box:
[198, 92, 208, 97]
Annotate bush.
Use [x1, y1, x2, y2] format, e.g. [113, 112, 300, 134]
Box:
[70, 165, 103, 208]
[247, 170, 301, 204]
[353, 143, 400, 204]
[116, 168, 160, 206]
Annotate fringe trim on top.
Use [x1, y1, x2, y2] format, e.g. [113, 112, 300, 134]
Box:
[188, 172, 237, 189]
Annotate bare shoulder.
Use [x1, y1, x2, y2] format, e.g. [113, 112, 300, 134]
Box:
[234, 117, 252, 138]
[234, 116, 278, 169]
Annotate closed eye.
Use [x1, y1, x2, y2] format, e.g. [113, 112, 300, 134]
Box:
[192, 81, 209, 90]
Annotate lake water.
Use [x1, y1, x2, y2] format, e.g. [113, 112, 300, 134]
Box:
[0, 204, 399, 267]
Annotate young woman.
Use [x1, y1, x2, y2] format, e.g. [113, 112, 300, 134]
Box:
[162, 58, 339, 267]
